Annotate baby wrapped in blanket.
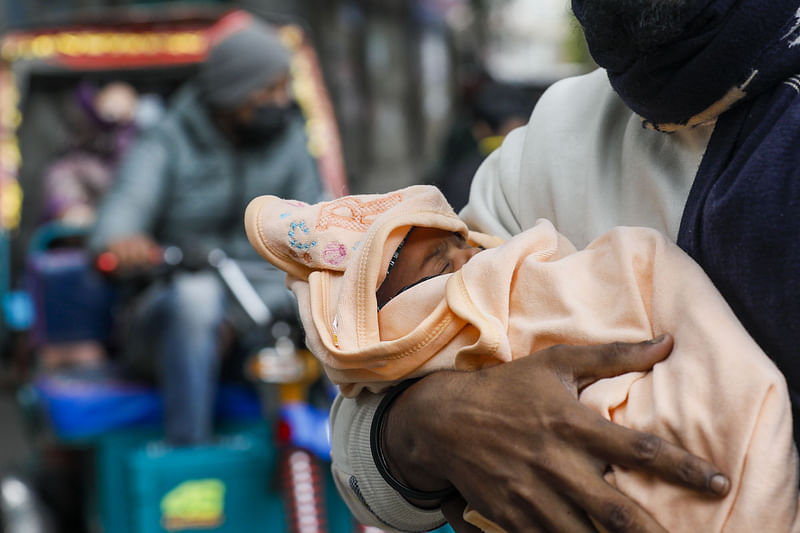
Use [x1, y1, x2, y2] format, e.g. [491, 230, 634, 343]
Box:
[244, 185, 799, 532]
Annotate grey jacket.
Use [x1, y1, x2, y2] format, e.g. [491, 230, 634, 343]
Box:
[89, 82, 323, 316]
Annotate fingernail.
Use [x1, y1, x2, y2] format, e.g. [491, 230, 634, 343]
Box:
[647, 335, 666, 344]
[709, 474, 730, 495]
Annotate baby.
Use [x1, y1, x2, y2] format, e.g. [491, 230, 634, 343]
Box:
[245, 185, 799, 533]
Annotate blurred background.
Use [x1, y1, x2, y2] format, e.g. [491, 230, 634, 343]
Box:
[2, 0, 594, 195]
[0, 1, 594, 532]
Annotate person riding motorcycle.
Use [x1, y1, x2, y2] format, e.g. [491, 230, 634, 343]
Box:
[88, 13, 323, 446]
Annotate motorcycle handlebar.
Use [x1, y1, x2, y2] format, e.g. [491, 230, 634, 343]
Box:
[95, 245, 272, 327]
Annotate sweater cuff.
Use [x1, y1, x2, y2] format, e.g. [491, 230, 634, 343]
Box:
[330, 392, 446, 531]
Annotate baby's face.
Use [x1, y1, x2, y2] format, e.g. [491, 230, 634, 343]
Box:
[376, 227, 482, 307]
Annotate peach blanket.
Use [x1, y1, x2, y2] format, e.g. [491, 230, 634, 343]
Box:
[382, 220, 800, 532]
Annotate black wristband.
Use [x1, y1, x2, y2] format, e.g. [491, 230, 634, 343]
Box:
[370, 378, 457, 503]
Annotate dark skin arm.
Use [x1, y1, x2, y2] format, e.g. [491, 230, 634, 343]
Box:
[383, 335, 730, 532]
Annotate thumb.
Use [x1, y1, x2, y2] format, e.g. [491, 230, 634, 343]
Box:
[563, 334, 674, 389]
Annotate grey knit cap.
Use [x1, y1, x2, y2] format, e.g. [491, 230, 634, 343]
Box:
[198, 19, 290, 110]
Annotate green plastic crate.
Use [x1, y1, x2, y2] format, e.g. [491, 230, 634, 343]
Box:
[96, 422, 286, 533]
[94, 421, 377, 533]
[94, 420, 454, 533]
[128, 431, 281, 532]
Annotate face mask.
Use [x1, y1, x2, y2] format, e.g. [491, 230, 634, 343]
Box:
[233, 104, 290, 147]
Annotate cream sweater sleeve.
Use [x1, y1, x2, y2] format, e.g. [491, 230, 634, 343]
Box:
[329, 393, 447, 531]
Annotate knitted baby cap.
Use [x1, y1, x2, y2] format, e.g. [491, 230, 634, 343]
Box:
[244, 185, 467, 286]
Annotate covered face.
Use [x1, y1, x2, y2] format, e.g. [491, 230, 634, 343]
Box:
[227, 74, 293, 146]
[572, 0, 800, 128]
[376, 227, 483, 309]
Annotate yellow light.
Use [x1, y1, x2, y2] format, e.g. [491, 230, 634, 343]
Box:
[0, 180, 22, 229]
[279, 25, 303, 49]
[0, 70, 18, 127]
[110, 33, 129, 54]
[0, 140, 21, 169]
[2, 30, 209, 61]
[31, 35, 56, 57]
[305, 118, 319, 135]
[166, 32, 206, 55]
[131, 34, 149, 54]
[1, 39, 19, 61]
[293, 80, 314, 102]
[55, 33, 82, 56]
[141, 33, 163, 54]
[85, 33, 104, 55]
[15, 38, 34, 60]
[307, 138, 323, 158]
[0, 102, 15, 124]
[291, 54, 311, 76]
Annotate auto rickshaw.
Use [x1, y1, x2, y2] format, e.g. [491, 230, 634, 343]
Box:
[0, 5, 417, 533]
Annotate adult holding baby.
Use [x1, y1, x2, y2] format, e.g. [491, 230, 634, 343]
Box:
[328, 0, 800, 531]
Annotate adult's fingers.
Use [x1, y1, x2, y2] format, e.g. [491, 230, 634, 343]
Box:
[459, 461, 599, 533]
[507, 482, 599, 533]
[584, 416, 730, 496]
[108, 235, 159, 270]
[440, 495, 483, 533]
[551, 335, 675, 389]
[565, 469, 670, 533]
[470, 502, 548, 533]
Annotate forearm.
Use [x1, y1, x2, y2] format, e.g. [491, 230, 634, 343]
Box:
[381, 373, 457, 499]
[88, 136, 168, 252]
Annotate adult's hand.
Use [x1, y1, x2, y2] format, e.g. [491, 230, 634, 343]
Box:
[382, 335, 730, 533]
[104, 234, 161, 273]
